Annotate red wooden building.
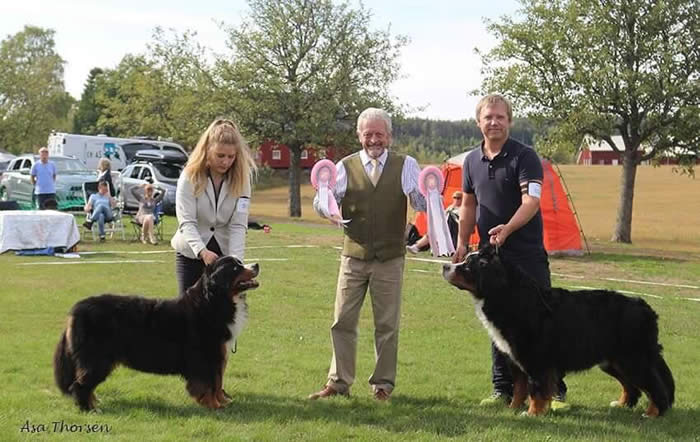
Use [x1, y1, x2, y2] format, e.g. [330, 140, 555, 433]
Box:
[576, 136, 635, 165]
[256, 141, 345, 168]
[576, 135, 698, 165]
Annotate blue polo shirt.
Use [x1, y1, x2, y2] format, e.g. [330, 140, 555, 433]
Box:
[462, 138, 544, 256]
[30, 161, 56, 195]
[88, 192, 112, 212]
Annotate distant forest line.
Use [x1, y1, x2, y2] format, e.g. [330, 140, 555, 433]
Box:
[391, 117, 560, 164]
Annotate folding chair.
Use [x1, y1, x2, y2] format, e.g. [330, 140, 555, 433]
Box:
[130, 200, 165, 242]
[82, 181, 126, 241]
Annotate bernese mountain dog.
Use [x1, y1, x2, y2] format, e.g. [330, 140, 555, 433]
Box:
[442, 245, 674, 417]
[53, 255, 259, 411]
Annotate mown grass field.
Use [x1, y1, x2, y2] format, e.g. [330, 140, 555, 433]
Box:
[0, 164, 698, 441]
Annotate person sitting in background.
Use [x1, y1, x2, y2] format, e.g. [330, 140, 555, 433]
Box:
[131, 183, 164, 245]
[83, 180, 116, 242]
[96, 158, 114, 196]
[407, 190, 462, 254]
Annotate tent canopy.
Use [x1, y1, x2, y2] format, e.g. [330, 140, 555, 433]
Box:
[414, 153, 584, 256]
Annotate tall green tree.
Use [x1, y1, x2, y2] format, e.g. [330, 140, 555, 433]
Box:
[94, 28, 223, 148]
[480, 0, 700, 243]
[222, 0, 407, 217]
[73, 67, 104, 134]
[0, 26, 73, 153]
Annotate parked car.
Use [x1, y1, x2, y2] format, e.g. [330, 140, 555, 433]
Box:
[0, 152, 16, 180]
[119, 141, 188, 165]
[0, 155, 97, 210]
[119, 150, 183, 215]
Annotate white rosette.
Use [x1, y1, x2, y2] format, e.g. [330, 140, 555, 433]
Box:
[418, 166, 454, 257]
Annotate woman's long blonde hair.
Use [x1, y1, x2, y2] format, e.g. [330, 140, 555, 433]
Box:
[98, 158, 111, 172]
[183, 118, 257, 197]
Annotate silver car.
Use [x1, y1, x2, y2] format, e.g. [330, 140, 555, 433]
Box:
[119, 154, 182, 215]
[0, 155, 96, 210]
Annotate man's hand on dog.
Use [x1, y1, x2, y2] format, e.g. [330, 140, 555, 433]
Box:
[488, 224, 511, 247]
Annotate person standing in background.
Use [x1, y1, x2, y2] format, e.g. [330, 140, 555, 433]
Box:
[30, 147, 57, 209]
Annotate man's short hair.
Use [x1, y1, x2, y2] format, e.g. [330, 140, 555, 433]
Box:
[38, 147, 49, 153]
[357, 108, 392, 134]
[475, 94, 513, 122]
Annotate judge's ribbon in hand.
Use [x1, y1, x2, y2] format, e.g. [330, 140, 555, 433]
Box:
[418, 166, 455, 257]
[310, 159, 349, 227]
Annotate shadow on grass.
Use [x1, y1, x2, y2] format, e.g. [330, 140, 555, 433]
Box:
[104, 392, 700, 439]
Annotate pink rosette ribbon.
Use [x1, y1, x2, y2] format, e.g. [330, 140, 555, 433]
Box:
[418, 166, 455, 257]
[311, 159, 347, 226]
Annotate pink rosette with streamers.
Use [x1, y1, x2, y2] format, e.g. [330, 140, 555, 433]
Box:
[311, 159, 347, 226]
[418, 166, 455, 257]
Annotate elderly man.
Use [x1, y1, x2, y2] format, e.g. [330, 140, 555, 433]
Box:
[309, 108, 426, 401]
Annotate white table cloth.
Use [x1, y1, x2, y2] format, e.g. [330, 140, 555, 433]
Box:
[0, 210, 80, 254]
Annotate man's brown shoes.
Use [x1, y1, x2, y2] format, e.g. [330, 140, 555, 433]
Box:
[308, 385, 349, 400]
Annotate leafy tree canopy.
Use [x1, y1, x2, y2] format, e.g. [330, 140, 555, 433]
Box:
[0, 26, 73, 153]
[221, 0, 407, 216]
[479, 0, 700, 242]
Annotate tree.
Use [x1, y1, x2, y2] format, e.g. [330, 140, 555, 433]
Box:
[222, 0, 407, 217]
[479, 0, 700, 243]
[73, 67, 104, 134]
[0, 26, 73, 153]
[94, 28, 224, 148]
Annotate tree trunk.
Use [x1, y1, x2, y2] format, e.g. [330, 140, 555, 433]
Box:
[288, 144, 302, 217]
[611, 150, 638, 243]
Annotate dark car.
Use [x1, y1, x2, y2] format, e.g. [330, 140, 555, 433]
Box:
[119, 142, 188, 165]
[119, 150, 184, 215]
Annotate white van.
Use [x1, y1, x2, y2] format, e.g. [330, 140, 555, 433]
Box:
[47, 133, 187, 171]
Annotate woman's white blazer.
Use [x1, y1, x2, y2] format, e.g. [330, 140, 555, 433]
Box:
[170, 173, 250, 260]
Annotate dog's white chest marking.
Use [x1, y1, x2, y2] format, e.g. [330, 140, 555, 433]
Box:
[474, 300, 523, 371]
[225, 299, 248, 353]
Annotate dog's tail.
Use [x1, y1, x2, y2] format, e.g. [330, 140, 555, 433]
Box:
[655, 351, 675, 407]
[53, 322, 76, 396]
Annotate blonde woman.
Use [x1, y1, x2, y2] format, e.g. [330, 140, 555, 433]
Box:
[171, 118, 257, 296]
[131, 183, 164, 245]
[96, 158, 114, 195]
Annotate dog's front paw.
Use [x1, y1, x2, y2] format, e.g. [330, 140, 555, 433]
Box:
[216, 389, 232, 406]
[197, 394, 223, 409]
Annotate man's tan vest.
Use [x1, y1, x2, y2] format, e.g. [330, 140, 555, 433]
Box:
[341, 152, 407, 261]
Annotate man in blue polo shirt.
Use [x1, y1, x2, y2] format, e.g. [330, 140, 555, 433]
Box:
[30, 147, 57, 209]
[453, 94, 568, 410]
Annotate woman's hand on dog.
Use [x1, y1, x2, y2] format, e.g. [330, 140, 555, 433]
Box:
[199, 249, 219, 266]
[452, 244, 468, 263]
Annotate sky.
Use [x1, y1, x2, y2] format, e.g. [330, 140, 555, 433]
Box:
[1, 0, 521, 121]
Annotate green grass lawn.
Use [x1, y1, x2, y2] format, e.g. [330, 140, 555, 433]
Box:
[0, 219, 699, 441]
